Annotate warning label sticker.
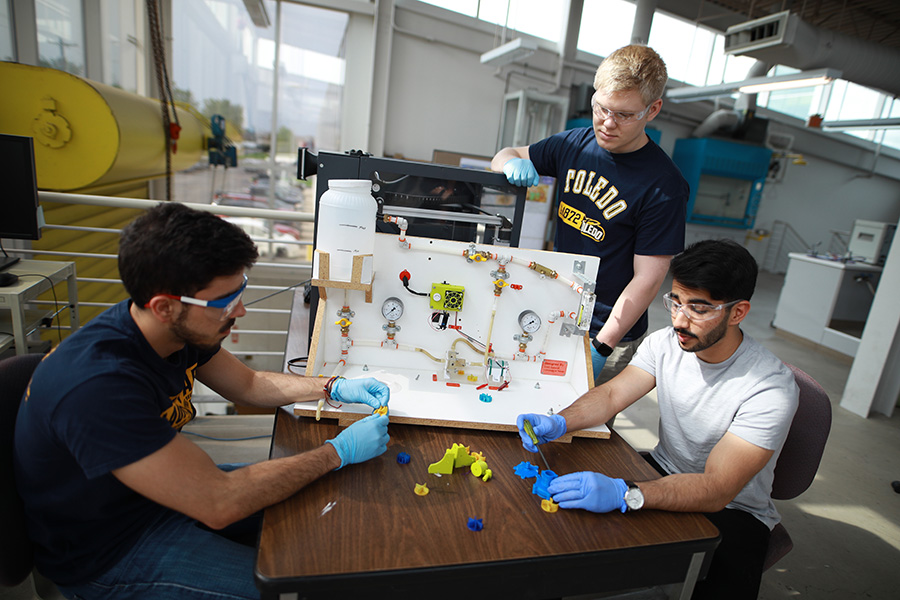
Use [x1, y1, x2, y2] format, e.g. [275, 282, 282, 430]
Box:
[540, 360, 568, 376]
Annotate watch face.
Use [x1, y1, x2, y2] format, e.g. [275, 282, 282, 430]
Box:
[625, 486, 644, 510]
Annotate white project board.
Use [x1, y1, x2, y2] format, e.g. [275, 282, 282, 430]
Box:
[292, 231, 609, 439]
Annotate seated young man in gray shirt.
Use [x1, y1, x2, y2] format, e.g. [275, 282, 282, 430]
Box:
[516, 238, 799, 599]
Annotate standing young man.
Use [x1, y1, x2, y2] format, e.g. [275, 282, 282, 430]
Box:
[492, 44, 688, 385]
[15, 202, 391, 599]
[517, 239, 799, 599]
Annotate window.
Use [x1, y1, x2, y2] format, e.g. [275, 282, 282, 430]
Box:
[419, 0, 564, 43]
[419, 0, 479, 17]
[0, 0, 14, 61]
[100, 0, 141, 93]
[824, 80, 886, 142]
[881, 98, 900, 149]
[170, 0, 349, 208]
[648, 12, 716, 86]
[36, 0, 85, 76]
[577, 0, 634, 58]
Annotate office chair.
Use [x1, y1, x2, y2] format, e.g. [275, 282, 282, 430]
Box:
[763, 363, 832, 571]
[0, 352, 62, 598]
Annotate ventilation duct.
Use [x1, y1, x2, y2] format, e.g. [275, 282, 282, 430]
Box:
[724, 10, 900, 97]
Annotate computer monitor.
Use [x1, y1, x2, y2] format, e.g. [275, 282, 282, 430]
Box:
[0, 133, 43, 271]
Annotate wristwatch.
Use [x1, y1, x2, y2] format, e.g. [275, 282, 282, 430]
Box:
[592, 338, 614, 357]
[623, 480, 644, 511]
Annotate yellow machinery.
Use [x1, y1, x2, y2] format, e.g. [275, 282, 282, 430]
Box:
[0, 61, 207, 191]
[0, 62, 224, 337]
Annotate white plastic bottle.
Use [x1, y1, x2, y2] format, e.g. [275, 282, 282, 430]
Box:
[315, 179, 376, 282]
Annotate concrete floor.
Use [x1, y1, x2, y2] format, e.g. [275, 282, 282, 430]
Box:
[4, 270, 900, 599]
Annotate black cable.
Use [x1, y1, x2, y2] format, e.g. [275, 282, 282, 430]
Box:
[400, 274, 428, 297]
[17, 273, 63, 343]
[286, 356, 308, 374]
[244, 279, 311, 307]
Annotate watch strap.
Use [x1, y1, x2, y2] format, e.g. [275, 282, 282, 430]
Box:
[592, 338, 614, 357]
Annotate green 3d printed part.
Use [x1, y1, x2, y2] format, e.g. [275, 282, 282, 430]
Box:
[430, 282, 465, 311]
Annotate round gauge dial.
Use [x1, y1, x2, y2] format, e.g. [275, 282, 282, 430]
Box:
[382, 297, 404, 320]
[518, 310, 542, 333]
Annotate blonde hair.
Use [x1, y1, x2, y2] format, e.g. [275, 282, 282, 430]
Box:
[593, 45, 668, 105]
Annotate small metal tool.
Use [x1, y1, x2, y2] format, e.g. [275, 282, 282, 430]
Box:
[523, 418, 551, 471]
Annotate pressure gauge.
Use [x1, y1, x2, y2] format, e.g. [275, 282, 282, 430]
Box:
[382, 297, 404, 321]
[518, 310, 542, 333]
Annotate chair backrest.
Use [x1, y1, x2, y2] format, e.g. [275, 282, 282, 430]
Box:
[0, 352, 44, 587]
[771, 364, 832, 501]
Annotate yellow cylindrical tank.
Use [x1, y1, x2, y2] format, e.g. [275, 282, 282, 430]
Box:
[0, 62, 206, 191]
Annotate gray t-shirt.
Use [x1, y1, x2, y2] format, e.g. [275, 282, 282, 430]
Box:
[630, 328, 799, 530]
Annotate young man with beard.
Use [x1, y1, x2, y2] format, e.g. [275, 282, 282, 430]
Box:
[14, 202, 391, 599]
[492, 44, 688, 386]
[516, 239, 799, 599]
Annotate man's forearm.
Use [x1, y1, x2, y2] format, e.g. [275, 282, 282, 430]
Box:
[241, 370, 326, 408]
[491, 147, 524, 172]
[596, 256, 671, 347]
[209, 443, 342, 529]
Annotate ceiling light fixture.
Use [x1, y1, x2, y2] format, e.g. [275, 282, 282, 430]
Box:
[241, 0, 270, 28]
[821, 118, 900, 131]
[667, 68, 841, 103]
[480, 38, 538, 68]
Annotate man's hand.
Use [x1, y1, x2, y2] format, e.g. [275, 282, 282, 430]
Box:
[516, 413, 567, 452]
[325, 414, 390, 469]
[502, 158, 540, 187]
[549, 471, 628, 513]
[331, 377, 390, 409]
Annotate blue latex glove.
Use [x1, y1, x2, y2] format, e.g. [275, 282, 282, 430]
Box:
[590, 342, 609, 385]
[331, 377, 390, 409]
[502, 158, 540, 187]
[325, 413, 390, 469]
[516, 413, 567, 452]
[548, 471, 628, 513]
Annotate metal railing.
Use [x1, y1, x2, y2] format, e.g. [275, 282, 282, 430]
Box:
[12, 191, 315, 363]
[762, 220, 811, 274]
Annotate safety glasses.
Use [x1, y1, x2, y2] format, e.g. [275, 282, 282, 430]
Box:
[150, 274, 248, 321]
[662, 292, 741, 322]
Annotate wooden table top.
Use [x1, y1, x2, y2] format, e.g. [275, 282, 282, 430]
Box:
[256, 411, 719, 599]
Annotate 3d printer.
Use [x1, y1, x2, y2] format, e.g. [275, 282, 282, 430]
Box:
[297, 149, 526, 247]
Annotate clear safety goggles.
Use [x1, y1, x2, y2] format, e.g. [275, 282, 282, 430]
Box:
[662, 292, 740, 322]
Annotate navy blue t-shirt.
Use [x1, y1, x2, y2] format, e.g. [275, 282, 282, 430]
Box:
[529, 128, 688, 341]
[13, 300, 216, 585]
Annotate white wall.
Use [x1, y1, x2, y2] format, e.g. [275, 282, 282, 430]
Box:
[754, 154, 900, 247]
[384, 29, 507, 160]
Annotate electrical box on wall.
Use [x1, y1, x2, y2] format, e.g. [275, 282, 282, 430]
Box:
[673, 138, 772, 229]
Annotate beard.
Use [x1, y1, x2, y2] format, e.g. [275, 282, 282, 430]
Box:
[674, 314, 729, 354]
[170, 310, 235, 354]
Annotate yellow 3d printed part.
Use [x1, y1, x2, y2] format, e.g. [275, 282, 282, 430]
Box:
[541, 499, 559, 513]
[427, 449, 456, 474]
[470, 460, 488, 477]
[481, 469, 492, 482]
[428, 443, 475, 474]
[429, 282, 465, 311]
[372, 405, 388, 416]
[451, 443, 475, 469]
[414, 483, 429, 496]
